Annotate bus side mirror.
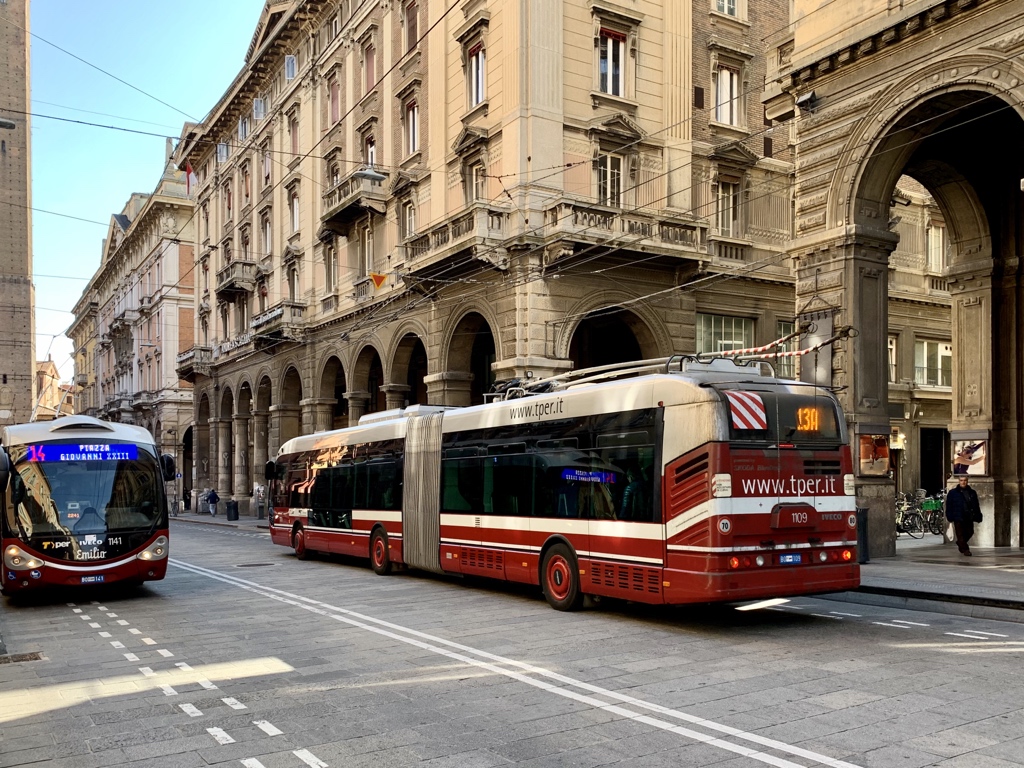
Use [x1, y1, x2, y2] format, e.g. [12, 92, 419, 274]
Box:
[264, 460, 277, 481]
[0, 448, 9, 493]
[161, 454, 176, 482]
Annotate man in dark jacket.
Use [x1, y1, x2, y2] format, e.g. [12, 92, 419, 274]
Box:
[945, 475, 981, 556]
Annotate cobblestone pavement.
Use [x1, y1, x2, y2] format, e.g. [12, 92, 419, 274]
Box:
[2, 521, 1024, 766]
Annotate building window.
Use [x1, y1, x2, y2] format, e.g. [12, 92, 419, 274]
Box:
[262, 146, 272, 186]
[223, 182, 233, 222]
[330, 79, 340, 124]
[262, 215, 272, 258]
[288, 267, 298, 301]
[401, 201, 416, 240]
[216, 142, 229, 163]
[329, 163, 341, 188]
[360, 225, 374, 276]
[716, 180, 739, 237]
[240, 229, 251, 261]
[915, 340, 952, 387]
[285, 54, 297, 82]
[253, 97, 266, 120]
[598, 29, 626, 97]
[405, 1, 419, 51]
[696, 313, 754, 354]
[927, 223, 948, 272]
[469, 163, 486, 202]
[365, 136, 377, 167]
[363, 44, 376, 94]
[405, 101, 419, 155]
[202, 203, 209, 241]
[774, 321, 798, 379]
[716, 0, 737, 16]
[242, 165, 251, 207]
[468, 44, 486, 107]
[238, 117, 249, 141]
[324, 246, 336, 290]
[596, 154, 622, 207]
[888, 336, 898, 382]
[289, 115, 300, 156]
[714, 65, 740, 125]
[289, 188, 300, 233]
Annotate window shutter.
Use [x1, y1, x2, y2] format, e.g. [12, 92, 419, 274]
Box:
[694, 86, 704, 109]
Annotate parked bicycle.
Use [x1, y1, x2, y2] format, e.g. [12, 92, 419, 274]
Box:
[895, 492, 925, 538]
[920, 490, 945, 535]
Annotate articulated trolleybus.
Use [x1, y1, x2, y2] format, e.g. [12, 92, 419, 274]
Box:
[0, 416, 175, 594]
[268, 357, 859, 610]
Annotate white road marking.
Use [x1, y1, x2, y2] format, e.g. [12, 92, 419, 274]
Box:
[293, 749, 328, 768]
[873, 622, 911, 628]
[254, 720, 283, 736]
[129, 628, 142, 635]
[206, 727, 235, 745]
[89, 623, 101, 629]
[180, 703, 203, 717]
[173, 560, 863, 768]
[241, 760, 267, 768]
[124, 653, 140, 662]
[116, 620, 129, 626]
[157, 649, 174, 657]
[160, 685, 177, 696]
[98, 632, 112, 638]
[892, 620, 929, 626]
[946, 632, 992, 640]
[142, 638, 156, 645]
[222, 697, 247, 710]
[811, 614, 842, 620]
[139, 667, 155, 677]
[963, 630, 1009, 637]
[175, 662, 192, 671]
[97, 605, 107, 610]
[72, 608, 82, 613]
[106, 613, 118, 618]
[79, 615, 90, 620]
[198, 678, 218, 690]
[67, 602, 76, 607]
[829, 612, 861, 617]
[110, 641, 125, 649]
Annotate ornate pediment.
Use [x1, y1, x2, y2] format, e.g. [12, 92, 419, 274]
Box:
[588, 113, 645, 143]
[390, 172, 416, 197]
[452, 126, 489, 155]
[709, 141, 759, 168]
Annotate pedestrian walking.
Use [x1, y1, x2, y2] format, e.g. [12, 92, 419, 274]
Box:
[207, 488, 220, 517]
[945, 475, 982, 556]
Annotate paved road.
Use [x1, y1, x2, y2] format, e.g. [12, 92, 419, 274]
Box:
[2, 522, 1024, 767]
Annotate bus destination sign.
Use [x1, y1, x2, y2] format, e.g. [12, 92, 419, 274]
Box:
[26, 444, 139, 462]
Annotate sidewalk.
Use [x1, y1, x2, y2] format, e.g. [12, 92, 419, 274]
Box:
[169, 514, 1024, 621]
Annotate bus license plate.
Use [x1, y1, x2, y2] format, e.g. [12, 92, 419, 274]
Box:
[778, 553, 802, 565]
[81, 575, 105, 584]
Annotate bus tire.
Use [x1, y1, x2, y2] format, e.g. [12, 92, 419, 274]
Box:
[542, 543, 584, 611]
[292, 525, 310, 560]
[371, 529, 392, 575]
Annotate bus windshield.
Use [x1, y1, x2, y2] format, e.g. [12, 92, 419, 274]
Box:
[716, 387, 843, 446]
[2, 441, 166, 558]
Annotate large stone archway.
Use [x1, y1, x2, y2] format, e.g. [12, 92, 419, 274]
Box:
[568, 309, 660, 371]
[772, 7, 1024, 552]
[317, 355, 348, 431]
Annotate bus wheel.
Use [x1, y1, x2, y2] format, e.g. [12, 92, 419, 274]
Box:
[293, 526, 310, 560]
[371, 529, 392, 575]
[542, 543, 584, 611]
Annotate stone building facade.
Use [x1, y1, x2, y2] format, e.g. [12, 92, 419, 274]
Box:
[0, 0, 35, 426]
[172, 0, 797, 513]
[67, 144, 195, 504]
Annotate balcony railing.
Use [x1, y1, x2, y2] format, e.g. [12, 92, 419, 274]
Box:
[321, 172, 388, 229]
[215, 259, 259, 295]
[914, 366, 951, 388]
[404, 205, 510, 273]
[75, 373, 88, 387]
[251, 301, 306, 344]
[175, 345, 212, 381]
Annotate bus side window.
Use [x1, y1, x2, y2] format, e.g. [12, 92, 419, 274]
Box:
[489, 454, 537, 517]
[331, 465, 353, 528]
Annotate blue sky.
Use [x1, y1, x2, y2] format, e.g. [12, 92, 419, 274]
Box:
[29, 1, 263, 381]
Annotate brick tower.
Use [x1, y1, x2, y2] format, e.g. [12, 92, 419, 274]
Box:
[0, 0, 35, 424]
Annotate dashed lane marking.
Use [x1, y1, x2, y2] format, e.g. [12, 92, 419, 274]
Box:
[129, 629, 142, 635]
[241, 760, 267, 768]
[294, 749, 329, 768]
[829, 612, 861, 617]
[254, 720, 283, 736]
[946, 632, 992, 640]
[88, 623, 101, 628]
[142, 638, 156, 645]
[116, 620, 129, 626]
[873, 622, 912, 628]
[892, 620, 930, 626]
[139, 667, 155, 677]
[157, 649, 174, 657]
[110, 641, 125, 649]
[98, 632, 112, 638]
[175, 662, 193, 671]
[206, 727, 235, 745]
[222, 697, 247, 709]
[124, 653, 140, 662]
[160, 685, 177, 696]
[180, 703, 203, 717]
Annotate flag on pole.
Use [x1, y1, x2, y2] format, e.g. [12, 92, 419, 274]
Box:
[370, 272, 387, 289]
[185, 161, 198, 196]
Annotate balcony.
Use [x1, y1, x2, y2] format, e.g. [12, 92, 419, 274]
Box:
[109, 308, 139, 333]
[175, 345, 212, 382]
[403, 204, 511, 279]
[320, 172, 388, 233]
[215, 259, 259, 296]
[251, 300, 306, 348]
[75, 373, 88, 387]
[541, 199, 706, 267]
[133, 390, 157, 410]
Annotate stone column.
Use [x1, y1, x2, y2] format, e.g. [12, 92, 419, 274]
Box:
[345, 391, 370, 426]
[492, 357, 574, 384]
[252, 411, 269, 474]
[233, 414, 251, 509]
[794, 227, 899, 558]
[299, 398, 335, 433]
[382, 384, 410, 410]
[423, 372, 473, 407]
[215, 418, 233, 496]
[269, 404, 302, 454]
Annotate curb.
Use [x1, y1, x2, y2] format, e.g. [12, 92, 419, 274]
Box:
[820, 588, 1024, 624]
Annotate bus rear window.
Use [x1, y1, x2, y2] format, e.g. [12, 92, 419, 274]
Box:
[717, 388, 842, 444]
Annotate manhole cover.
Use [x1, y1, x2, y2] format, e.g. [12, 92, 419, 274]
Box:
[0, 652, 44, 664]
[234, 563, 275, 568]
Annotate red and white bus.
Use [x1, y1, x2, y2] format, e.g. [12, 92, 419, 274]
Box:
[268, 357, 859, 610]
[1, 416, 173, 594]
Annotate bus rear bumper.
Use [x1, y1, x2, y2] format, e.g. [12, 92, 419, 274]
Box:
[661, 563, 860, 605]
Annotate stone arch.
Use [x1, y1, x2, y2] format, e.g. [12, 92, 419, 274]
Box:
[352, 344, 387, 419]
[442, 311, 498, 406]
[390, 331, 429, 407]
[218, 386, 235, 496]
[556, 291, 669, 363]
[318, 355, 348, 429]
[278, 366, 304, 446]
[196, 392, 212, 498]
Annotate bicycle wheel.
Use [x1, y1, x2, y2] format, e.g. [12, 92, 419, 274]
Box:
[928, 511, 944, 536]
[904, 511, 925, 538]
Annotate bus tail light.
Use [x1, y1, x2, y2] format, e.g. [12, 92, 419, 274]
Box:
[841, 549, 853, 561]
[138, 536, 169, 561]
[712, 474, 733, 498]
[843, 474, 856, 495]
[4, 545, 43, 571]
[728, 557, 740, 569]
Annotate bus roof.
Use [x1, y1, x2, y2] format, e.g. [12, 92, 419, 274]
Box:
[1, 416, 156, 448]
[277, 360, 832, 458]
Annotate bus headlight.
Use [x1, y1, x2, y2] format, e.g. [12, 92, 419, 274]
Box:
[137, 536, 169, 561]
[4, 545, 44, 571]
